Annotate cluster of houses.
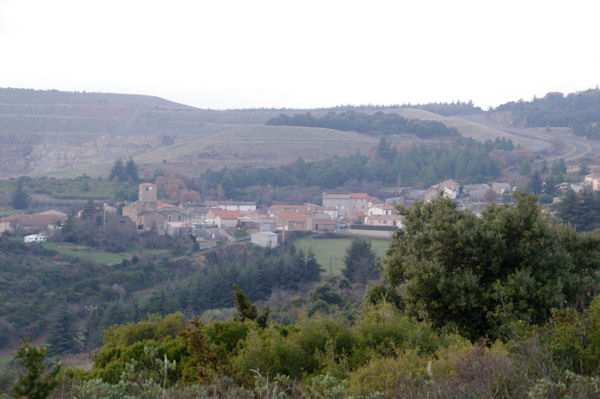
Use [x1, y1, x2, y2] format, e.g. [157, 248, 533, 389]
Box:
[10, 177, 566, 247]
[386, 179, 514, 212]
[0, 210, 68, 242]
[115, 183, 407, 248]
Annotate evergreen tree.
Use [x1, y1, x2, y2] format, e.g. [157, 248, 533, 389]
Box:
[544, 174, 559, 196]
[11, 179, 29, 210]
[81, 199, 96, 220]
[233, 283, 257, 321]
[518, 160, 532, 177]
[47, 308, 79, 355]
[528, 171, 543, 194]
[109, 160, 126, 182]
[295, 250, 323, 282]
[551, 158, 567, 176]
[343, 237, 379, 284]
[125, 159, 140, 183]
[580, 161, 590, 176]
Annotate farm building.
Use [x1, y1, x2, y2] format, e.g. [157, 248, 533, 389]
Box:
[322, 193, 371, 216]
[251, 231, 279, 248]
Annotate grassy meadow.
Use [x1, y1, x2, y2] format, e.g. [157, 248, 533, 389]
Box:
[293, 235, 391, 276]
[44, 242, 167, 265]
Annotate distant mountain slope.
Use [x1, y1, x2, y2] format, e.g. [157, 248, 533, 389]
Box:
[491, 89, 600, 139]
[0, 87, 548, 178]
[0, 87, 191, 107]
[41, 125, 380, 178]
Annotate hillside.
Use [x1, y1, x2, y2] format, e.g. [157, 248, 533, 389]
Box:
[492, 89, 600, 139]
[0, 89, 389, 178]
[0, 87, 556, 179]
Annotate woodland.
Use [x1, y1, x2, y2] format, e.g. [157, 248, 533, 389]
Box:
[4, 194, 600, 398]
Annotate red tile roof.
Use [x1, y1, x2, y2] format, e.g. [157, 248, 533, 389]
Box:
[210, 210, 243, 219]
[157, 203, 179, 210]
[274, 211, 306, 222]
[1, 214, 66, 226]
[268, 204, 307, 213]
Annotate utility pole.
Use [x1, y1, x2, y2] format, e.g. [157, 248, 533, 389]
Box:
[85, 304, 97, 359]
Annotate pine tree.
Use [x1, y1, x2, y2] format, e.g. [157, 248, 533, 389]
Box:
[81, 199, 96, 220]
[518, 160, 532, 177]
[343, 237, 379, 284]
[528, 171, 543, 194]
[109, 160, 126, 182]
[125, 159, 139, 183]
[47, 309, 79, 355]
[551, 159, 567, 177]
[233, 283, 257, 321]
[11, 179, 29, 210]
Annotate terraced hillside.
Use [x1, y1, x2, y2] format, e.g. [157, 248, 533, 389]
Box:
[2, 87, 549, 179]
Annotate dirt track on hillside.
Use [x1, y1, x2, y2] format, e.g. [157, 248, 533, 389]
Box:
[463, 114, 599, 167]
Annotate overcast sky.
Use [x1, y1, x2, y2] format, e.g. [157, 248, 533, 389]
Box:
[1, 0, 599, 109]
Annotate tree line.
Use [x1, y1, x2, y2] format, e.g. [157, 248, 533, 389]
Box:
[495, 89, 600, 139]
[266, 110, 459, 138]
[193, 137, 512, 200]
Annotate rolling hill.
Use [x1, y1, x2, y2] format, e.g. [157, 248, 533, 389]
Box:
[0, 87, 550, 179]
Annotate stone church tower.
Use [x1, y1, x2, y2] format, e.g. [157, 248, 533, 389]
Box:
[138, 182, 157, 211]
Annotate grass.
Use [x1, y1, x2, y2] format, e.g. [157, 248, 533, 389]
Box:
[43, 242, 168, 265]
[0, 176, 134, 200]
[396, 108, 536, 148]
[44, 242, 129, 265]
[36, 162, 115, 179]
[44, 242, 165, 265]
[294, 235, 391, 277]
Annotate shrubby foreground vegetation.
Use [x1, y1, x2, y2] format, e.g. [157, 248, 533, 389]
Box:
[5, 193, 600, 398]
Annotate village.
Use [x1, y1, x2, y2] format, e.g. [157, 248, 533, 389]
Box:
[5, 172, 600, 250]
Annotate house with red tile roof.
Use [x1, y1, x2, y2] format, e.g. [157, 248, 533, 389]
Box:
[322, 193, 372, 217]
[364, 214, 403, 228]
[206, 209, 243, 228]
[272, 211, 307, 231]
[1, 212, 66, 234]
[367, 204, 396, 216]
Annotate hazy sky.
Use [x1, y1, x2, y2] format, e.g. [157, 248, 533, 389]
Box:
[1, 0, 599, 109]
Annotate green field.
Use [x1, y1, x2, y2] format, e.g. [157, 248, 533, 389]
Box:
[294, 235, 391, 277]
[44, 242, 166, 265]
[44, 242, 129, 265]
[0, 176, 134, 200]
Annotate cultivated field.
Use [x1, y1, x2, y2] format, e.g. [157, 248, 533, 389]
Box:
[134, 125, 379, 176]
[397, 108, 540, 148]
